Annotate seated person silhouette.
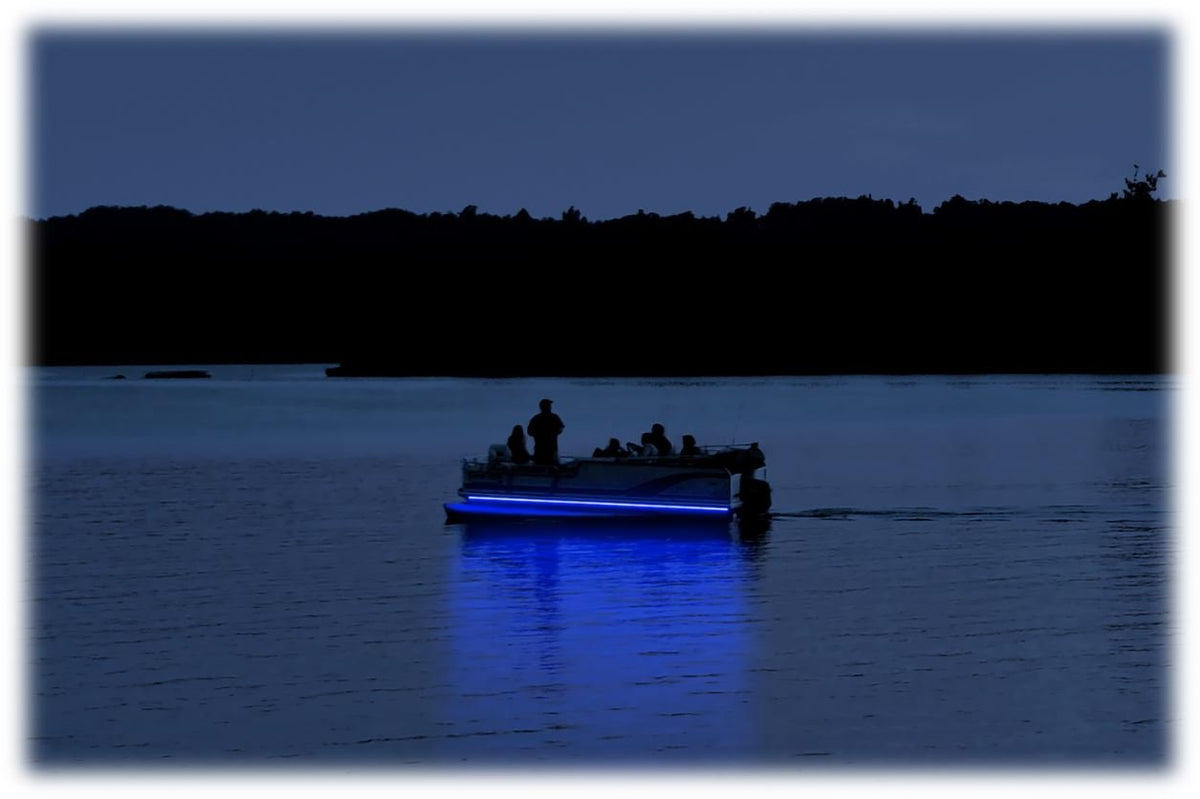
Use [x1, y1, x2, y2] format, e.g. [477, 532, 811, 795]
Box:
[679, 434, 701, 457]
[646, 423, 673, 456]
[506, 424, 531, 464]
[627, 431, 660, 457]
[593, 437, 629, 458]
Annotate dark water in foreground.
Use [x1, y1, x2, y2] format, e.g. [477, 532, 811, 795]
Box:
[27, 367, 1172, 768]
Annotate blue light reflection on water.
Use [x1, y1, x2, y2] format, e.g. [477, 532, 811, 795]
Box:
[441, 519, 765, 763]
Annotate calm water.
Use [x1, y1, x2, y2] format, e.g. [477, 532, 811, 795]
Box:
[26, 366, 1173, 769]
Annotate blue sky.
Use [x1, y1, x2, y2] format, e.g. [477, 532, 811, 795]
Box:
[26, 21, 1171, 220]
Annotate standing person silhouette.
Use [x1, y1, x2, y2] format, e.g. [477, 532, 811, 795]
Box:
[527, 398, 565, 465]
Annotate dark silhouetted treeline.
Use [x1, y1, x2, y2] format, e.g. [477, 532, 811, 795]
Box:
[28, 186, 1171, 375]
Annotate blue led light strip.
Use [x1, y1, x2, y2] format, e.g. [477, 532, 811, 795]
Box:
[464, 494, 730, 514]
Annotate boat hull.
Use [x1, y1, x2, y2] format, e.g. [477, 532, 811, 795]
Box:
[446, 457, 738, 521]
[444, 497, 734, 522]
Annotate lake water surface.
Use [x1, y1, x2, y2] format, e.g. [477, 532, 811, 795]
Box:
[26, 366, 1173, 771]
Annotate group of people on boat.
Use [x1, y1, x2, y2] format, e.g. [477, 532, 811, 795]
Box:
[601, 428, 701, 459]
[501, 399, 704, 465]
[484, 399, 771, 517]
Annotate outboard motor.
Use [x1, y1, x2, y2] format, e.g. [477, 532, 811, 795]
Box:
[733, 443, 771, 517]
[737, 473, 772, 516]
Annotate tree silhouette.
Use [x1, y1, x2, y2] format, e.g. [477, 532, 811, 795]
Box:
[27, 184, 1171, 375]
[1114, 165, 1167, 201]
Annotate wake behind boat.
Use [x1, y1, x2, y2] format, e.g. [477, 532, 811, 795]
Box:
[444, 442, 772, 522]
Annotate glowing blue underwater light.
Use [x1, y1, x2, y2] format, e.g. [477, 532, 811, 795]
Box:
[463, 494, 731, 514]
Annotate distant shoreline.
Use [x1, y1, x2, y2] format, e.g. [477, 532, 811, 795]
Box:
[28, 192, 1171, 375]
[29, 361, 1171, 378]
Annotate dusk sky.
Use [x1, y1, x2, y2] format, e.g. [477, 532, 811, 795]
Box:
[25, 16, 1173, 221]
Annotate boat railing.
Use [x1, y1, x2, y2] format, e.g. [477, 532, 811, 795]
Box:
[464, 442, 764, 474]
[463, 456, 585, 478]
